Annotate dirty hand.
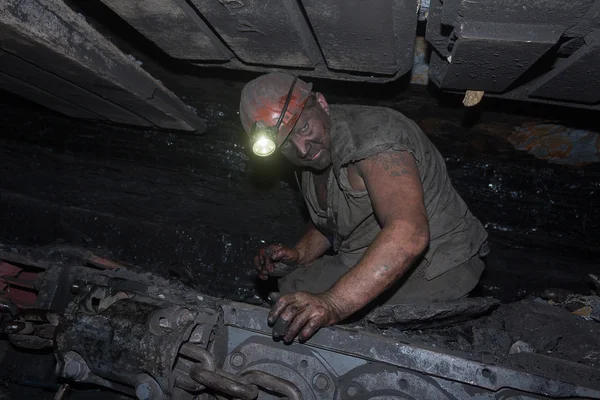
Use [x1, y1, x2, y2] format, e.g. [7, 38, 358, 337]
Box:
[254, 244, 300, 280]
[268, 292, 343, 343]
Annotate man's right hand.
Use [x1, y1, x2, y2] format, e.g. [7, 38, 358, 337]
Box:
[254, 244, 301, 280]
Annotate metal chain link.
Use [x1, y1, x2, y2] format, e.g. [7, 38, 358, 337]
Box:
[180, 342, 302, 399]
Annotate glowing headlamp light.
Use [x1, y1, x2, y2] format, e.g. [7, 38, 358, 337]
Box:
[250, 76, 299, 157]
[250, 124, 278, 157]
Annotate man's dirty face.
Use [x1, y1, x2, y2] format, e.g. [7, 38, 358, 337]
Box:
[278, 97, 332, 170]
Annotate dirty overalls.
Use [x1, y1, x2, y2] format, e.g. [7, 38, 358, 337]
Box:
[279, 105, 489, 304]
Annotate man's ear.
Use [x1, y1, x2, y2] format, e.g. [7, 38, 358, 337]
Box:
[315, 92, 329, 114]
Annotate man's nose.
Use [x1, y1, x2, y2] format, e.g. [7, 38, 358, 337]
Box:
[293, 137, 310, 158]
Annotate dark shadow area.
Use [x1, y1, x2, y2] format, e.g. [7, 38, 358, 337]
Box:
[0, 84, 598, 306]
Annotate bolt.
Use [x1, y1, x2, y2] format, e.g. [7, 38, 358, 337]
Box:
[313, 373, 329, 391]
[70, 281, 83, 294]
[135, 382, 152, 400]
[189, 324, 205, 344]
[0, 301, 18, 317]
[135, 374, 162, 400]
[158, 317, 170, 328]
[230, 352, 246, 368]
[64, 360, 83, 380]
[346, 383, 360, 398]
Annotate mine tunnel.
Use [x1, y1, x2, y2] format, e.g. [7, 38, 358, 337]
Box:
[0, 0, 599, 399]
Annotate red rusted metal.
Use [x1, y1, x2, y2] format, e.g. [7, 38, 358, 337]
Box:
[85, 254, 128, 270]
[410, 36, 430, 85]
[0, 260, 41, 309]
[509, 123, 600, 166]
[0, 260, 22, 276]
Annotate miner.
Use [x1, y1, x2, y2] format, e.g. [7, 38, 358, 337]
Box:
[239, 73, 488, 342]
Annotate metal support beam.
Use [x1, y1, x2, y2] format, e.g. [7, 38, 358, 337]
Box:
[0, 0, 206, 132]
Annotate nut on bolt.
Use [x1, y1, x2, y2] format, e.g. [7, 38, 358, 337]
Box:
[70, 280, 84, 294]
[345, 383, 361, 398]
[313, 373, 330, 391]
[64, 359, 86, 381]
[135, 373, 162, 400]
[189, 324, 205, 344]
[230, 352, 246, 368]
[135, 382, 153, 400]
[61, 352, 90, 382]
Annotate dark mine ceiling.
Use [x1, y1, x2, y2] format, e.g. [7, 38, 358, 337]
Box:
[0, 0, 600, 133]
[97, 0, 600, 111]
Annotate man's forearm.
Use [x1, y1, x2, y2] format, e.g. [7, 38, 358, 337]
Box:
[324, 221, 429, 320]
[294, 222, 331, 265]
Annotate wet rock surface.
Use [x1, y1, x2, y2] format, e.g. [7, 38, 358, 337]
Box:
[366, 297, 500, 329]
[0, 87, 598, 303]
[368, 298, 600, 387]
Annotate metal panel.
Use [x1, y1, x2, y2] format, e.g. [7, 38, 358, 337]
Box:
[440, 0, 462, 26]
[189, 0, 319, 68]
[455, 0, 596, 26]
[99, 0, 231, 61]
[0, 71, 101, 121]
[432, 22, 562, 92]
[530, 32, 600, 104]
[425, 0, 600, 108]
[565, 1, 600, 38]
[302, 0, 417, 75]
[425, 0, 451, 57]
[0, 0, 206, 132]
[0, 49, 152, 126]
[222, 303, 600, 398]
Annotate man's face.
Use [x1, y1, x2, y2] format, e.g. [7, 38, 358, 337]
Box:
[277, 94, 332, 171]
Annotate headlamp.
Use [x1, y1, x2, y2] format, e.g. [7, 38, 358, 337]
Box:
[250, 76, 299, 157]
[250, 123, 278, 157]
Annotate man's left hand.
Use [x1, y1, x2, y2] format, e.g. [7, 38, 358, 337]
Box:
[268, 292, 343, 343]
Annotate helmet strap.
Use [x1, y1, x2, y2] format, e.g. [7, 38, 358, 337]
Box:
[274, 76, 299, 133]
